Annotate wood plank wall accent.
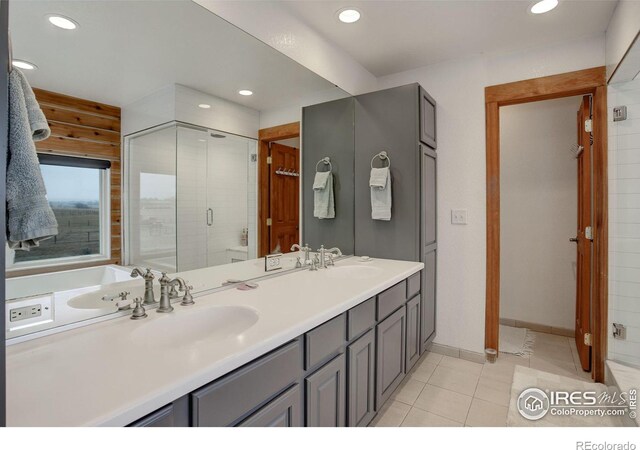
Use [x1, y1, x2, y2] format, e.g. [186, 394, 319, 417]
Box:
[483, 67, 608, 382]
[32, 88, 121, 269]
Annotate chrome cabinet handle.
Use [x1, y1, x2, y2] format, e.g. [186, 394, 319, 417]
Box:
[207, 208, 213, 226]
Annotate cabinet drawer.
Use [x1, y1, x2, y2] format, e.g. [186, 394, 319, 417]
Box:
[407, 272, 421, 299]
[347, 298, 375, 340]
[376, 280, 407, 321]
[237, 384, 302, 427]
[191, 339, 302, 427]
[305, 314, 346, 370]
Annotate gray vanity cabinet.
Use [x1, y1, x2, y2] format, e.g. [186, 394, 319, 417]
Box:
[238, 384, 302, 427]
[405, 295, 421, 372]
[306, 353, 347, 427]
[128, 396, 190, 427]
[421, 250, 437, 353]
[347, 329, 376, 427]
[376, 307, 406, 408]
[420, 87, 437, 149]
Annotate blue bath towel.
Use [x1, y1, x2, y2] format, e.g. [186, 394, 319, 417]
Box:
[7, 69, 58, 250]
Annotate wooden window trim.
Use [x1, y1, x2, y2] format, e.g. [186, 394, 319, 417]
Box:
[484, 66, 608, 382]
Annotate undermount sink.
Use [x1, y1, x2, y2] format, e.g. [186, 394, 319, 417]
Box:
[325, 265, 383, 280]
[131, 305, 259, 346]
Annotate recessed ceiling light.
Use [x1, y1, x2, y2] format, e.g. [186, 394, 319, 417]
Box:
[337, 8, 361, 23]
[47, 14, 79, 30]
[12, 60, 37, 70]
[530, 0, 559, 14]
[198, 104, 211, 109]
[238, 90, 253, 96]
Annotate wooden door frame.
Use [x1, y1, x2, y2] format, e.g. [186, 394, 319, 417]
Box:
[484, 66, 608, 382]
[257, 122, 300, 257]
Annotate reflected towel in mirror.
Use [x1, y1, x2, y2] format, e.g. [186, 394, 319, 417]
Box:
[313, 171, 335, 219]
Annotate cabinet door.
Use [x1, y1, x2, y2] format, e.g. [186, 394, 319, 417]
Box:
[422, 149, 436, 247]
[306, 353, 346, 427]
[421, 250, 436, 353]
[238, 384, 302, 427]
[420, 87, 436, 149]
[347, 329, 375, 427]
[376, 307, 406, 409]
[406, 295, 421, 372]
[128, 396, 189, 427]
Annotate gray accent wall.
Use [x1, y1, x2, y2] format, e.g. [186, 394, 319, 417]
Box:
[1, 0, 8, 428]
[302, 97, 355, 254]
[354, 84, 421, 261]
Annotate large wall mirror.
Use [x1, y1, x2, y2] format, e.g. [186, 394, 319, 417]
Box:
[5, 0, 349, 340]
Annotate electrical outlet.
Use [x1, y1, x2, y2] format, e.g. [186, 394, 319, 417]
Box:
[10, 304, 42, 322]
[451, 209, 467, 225]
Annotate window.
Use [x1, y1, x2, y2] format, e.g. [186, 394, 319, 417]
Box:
[11, 155, 111, 267]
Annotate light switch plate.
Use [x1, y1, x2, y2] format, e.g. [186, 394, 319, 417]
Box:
[451, 209, 467, 225]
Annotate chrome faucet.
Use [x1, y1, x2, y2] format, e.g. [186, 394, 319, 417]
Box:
[130, 267, 156, 305]
[316, 245, 342, 269]
[158, 273, 194, 313]
[291, 243, 312, 265]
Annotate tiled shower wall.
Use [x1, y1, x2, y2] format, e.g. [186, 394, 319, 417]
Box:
[608, 78, 640, 367]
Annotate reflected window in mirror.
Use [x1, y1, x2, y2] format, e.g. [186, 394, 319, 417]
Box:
[9, 155, 111, 269]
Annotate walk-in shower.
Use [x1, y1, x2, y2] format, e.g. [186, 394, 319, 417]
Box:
[124, 122, 258, 272]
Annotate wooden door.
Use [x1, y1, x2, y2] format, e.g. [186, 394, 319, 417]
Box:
[269, 142, 300, 253]
[575, 95, 592, 372]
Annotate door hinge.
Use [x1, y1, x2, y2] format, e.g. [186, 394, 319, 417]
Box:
[266, 218, 272, 226]
[585, 226, 593, 241]
[584, 333, 592, 347]
[267, 156, 272, 165]
[584, 119, 593, 133]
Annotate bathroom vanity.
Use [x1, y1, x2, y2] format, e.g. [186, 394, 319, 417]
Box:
[6, 257, 425, 427]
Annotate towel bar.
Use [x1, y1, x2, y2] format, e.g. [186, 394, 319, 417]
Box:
[315, 157, 332, 173]
[371, 151, 391, 169]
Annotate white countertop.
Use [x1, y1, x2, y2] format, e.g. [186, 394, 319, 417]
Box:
[7, 257, 423, 426]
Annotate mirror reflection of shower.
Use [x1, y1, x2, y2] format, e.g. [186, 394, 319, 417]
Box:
[125, 122, 258, 272]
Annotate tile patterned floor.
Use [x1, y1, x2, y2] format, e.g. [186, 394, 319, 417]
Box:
[371, 331, 593, 427]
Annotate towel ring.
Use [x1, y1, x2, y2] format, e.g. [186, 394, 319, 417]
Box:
[371, 151, 391, 169]
[316, 157, 332, 172]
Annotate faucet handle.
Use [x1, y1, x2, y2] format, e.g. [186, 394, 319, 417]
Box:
[130, 297, 147, 320]
[328, 254, 335, 266]
[180, 284, 195, 306]
[295, 257, 302, 268]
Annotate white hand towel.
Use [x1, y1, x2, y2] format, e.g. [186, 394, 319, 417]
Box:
[313, 171, 335, 219]
[370, 167, 391, 221]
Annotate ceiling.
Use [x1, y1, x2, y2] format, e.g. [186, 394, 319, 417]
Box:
[282, 0, 618, 76]
[9, 0, 339, 110]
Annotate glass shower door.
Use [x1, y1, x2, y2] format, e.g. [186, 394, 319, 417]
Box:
[206, 131, 252, 265]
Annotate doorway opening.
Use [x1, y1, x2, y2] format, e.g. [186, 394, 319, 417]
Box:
[484, 67, 608, 382]
[257, 122, 301, 257]
[499, 95, 592, 379]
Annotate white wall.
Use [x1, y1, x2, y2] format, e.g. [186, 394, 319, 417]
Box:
[122, 84, 260, 138]
[608, 78, 640, 367]
[376, 34, 605, 353]
[605, 0, 640, 81]
[499, 97, 580, 330]
[195, 0, 377, 95]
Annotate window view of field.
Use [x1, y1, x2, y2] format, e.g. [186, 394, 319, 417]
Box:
[13, 164, 102, 263]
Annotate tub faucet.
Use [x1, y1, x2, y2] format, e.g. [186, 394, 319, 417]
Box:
[158, 273, 194, 313]
[130, 267, 156, 305]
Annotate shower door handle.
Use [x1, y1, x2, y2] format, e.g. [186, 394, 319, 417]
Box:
[207, 208, 213, 226]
